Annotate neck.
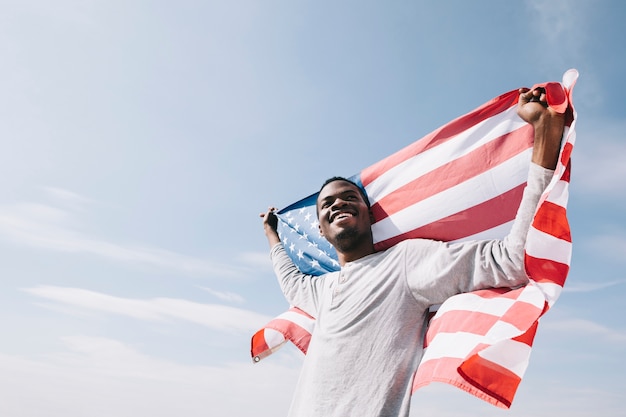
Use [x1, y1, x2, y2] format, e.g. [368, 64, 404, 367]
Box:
[337, 242, 376, 266]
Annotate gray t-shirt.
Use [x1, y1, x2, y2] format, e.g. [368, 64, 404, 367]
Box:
[271, 163, 553, 417]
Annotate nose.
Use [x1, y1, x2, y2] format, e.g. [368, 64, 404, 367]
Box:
[330, 197, 348, 211]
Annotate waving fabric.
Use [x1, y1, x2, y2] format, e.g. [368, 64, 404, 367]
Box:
[251, 69, 578, 408]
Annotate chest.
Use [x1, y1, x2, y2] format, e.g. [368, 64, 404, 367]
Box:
[317, 252, 422, 333]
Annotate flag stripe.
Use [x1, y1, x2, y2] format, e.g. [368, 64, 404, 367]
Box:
[532, 201, 571, 241]
[371, 150, 531, 245]
[457, 354, 521, 409]
[367, 115, 532, 222]
[374, 184, 525, 250]
[361, 91, 521, 186]
[525, 255, 570, 286]
[363, 106, 527, 205]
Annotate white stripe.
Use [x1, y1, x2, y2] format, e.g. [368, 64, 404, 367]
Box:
[433, 292, 515, 317]
[545, 179, 569, 208]
[366, 107, 525, 203]
[514, 284, 548, 309]
[263, 328, 286, 347]
[280, 309, 316, 332]
[420, 332, 486, 361]
[372, 150, 531, 243]
[484, 320, 529, 340]
[525, 227, 572, 265]
[477, 339, 531, 377]
[533, 281, 563, 305]
[452, 221, 514, 242]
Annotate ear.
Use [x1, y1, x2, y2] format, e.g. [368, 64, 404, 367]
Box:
[369, 209, 375, 225]
[318, 223, 324, 237]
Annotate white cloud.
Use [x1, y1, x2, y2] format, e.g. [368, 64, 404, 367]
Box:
[0, 336, 300, 417]
[42, 186, 96, 210]
[562, 279, 626, 293]
[200, 286, 246, 304]
[540, 317, 626, 344]
[23, 285, 271, 333]
[238, 251, 273, 270]
[0, 200, 244, 277]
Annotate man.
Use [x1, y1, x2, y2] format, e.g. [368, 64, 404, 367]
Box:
[260, 86, 565, 417]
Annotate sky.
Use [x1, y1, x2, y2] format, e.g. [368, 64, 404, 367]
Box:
[0, 0, 625, 416]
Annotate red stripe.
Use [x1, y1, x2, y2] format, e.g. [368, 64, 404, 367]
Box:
[424, 301, 542, 347]
[524, 255, 570, 286]
[425, 311, 499, 345]
[369, 125, 533, 222]
[561, 158, 571, 183]
[361, 90, 520, 186]
[265, 318, 312, 354]
[413, 356, 465, 388]
[499, 300, 544, 333]
[512, 320, 539, 345]
[374, 184, 525, 251]
[457, 354, 521, 409]
[532, 201, 571, 242]
[250, 329, 271, 359]
[465, 287, 522, 300]
[561, 142, 574, 168]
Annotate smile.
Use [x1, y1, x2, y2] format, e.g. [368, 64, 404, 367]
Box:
[330, 211, 355, 223]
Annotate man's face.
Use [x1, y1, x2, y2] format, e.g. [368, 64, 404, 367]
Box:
[316, 180, 373, 253]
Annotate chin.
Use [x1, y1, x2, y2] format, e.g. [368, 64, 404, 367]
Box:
[333, 228, 364, 252]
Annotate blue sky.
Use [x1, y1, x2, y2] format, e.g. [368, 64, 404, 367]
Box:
[0, 1, 624, 416]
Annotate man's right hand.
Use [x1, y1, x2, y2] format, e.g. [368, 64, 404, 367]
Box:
[260, 207, 281, 247]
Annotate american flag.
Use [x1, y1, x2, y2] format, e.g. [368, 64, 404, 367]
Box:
[251, 69, 578, 408]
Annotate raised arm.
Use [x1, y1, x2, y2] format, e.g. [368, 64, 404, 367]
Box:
[406, 86, 566, 305]
[259, 207, 324, 316]
[518, 86, 566, 170]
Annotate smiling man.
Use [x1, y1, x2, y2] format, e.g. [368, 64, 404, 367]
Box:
[260, 86, 565, 417]
[316, 177, 375, 261]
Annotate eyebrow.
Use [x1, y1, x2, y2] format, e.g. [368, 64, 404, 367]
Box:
[318, 189, 360, 205]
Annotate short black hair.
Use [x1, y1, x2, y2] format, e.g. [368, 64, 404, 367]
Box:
[318, 176, 371, 209]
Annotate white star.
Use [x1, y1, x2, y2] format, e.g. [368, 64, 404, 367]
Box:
[310, 219, 319, 229]
[297, 250, 304, 260]
[289, 242, 295, 252]
[300, 232, 309, 240]
[304, 212, 312, 221]
[310, 259, 320, 269]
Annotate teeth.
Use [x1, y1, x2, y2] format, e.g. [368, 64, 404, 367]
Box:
[333, 213, 352, 222]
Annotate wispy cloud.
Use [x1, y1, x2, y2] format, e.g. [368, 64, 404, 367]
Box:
[0, 195, 244, 278]
[540, 317, 626, 344]
[42, 186, 97, 210]
[23, 285, 271, 333]
[563, 279, 626, 293]
[237, 251, 273, 270]
[0, 336, 300, 417]
[200, 287, 246, 304]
